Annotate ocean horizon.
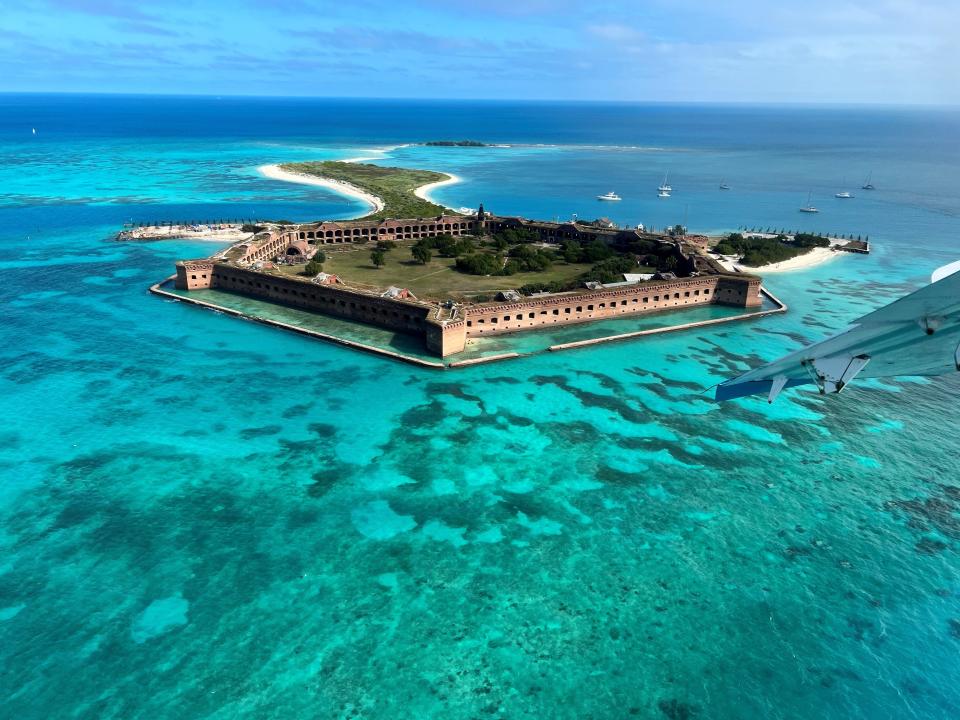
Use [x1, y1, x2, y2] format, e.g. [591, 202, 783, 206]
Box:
[2, 94, 960, 719]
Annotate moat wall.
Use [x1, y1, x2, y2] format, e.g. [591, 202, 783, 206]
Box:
[175, 261, 468, 356]
[175, 262, 760, 357]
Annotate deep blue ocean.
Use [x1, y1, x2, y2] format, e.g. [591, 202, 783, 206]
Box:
[2, 94, 960, 719]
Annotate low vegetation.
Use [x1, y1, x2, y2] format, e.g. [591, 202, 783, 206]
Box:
[280, 161, 456, 221]
[715, 232, 830, 267]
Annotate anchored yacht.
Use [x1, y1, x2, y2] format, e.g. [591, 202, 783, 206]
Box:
[835, 191, 854, 199]
[800, 191, 819, 213]
[861, 173, 875, 190]
[597, 191, 621, 201]
[658, 173, 672, 192]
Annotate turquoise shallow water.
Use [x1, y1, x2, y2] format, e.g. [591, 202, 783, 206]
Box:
[2, 96, 960, 719]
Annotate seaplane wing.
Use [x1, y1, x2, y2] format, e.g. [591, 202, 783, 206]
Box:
[716, 261, 960, 402]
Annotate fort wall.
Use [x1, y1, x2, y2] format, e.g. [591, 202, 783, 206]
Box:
[171, 214, 763, 357]
[284, 216, 478, 245]
[462, 275, 760, 336]
[425, 319, 468, 356]
[208, 263, 437, 333]
[175, 260, 215, 290]
[173, 261, 760, 356]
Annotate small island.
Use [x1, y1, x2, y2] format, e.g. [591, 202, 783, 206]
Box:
[158, 160, 774, 365]
[423, 140, 488, 147]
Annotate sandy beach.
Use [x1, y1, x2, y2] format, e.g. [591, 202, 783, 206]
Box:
[258, 164, 386, 214]
[413, 173, 461, 205]
[739, 246, 841, 274]
[713, 232, 847, 274]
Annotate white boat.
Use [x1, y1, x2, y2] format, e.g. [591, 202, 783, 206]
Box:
[861, 173, 875, 190]
[657, 190, 671, 198]
[597, 191, 621, 201]
[800, 191, 819, 213]
[658, 173, 672, 192]
[835, 191, 853, 199]
[719, 181, 730, 190]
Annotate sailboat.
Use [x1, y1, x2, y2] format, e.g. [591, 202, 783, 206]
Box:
[800, 191, 819, 213]
[861, 173, 875, 190]
[658, 172, 672, 192]
[657, 189, 671, 198]
[719, 180, 730, 190]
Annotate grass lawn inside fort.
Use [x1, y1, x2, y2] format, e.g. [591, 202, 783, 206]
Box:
[277, 240, 603, 300]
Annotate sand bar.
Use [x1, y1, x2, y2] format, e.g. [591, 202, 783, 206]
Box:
[341, 143, 412, 163]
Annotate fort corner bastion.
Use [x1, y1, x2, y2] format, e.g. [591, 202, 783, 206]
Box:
[170, 210, 763, 359]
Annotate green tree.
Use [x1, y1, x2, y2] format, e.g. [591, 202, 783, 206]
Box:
[583, 239, 613, 263]
[561, 241, 583, 263]
[434, 234, 459, 257]
[454, 237, 476, 255]
[303, 259, 323, 276]
[370, 249, 386, 268]
[455, 253, 502, 275]
[412, 244, 432, 265]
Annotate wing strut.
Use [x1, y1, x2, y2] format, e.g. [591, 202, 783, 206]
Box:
[767, 375, 789, 403]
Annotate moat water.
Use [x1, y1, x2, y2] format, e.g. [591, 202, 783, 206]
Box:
[2, 95, 960, 719]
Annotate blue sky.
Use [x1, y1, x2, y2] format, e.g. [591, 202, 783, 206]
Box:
[2, 0, 957, 103]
